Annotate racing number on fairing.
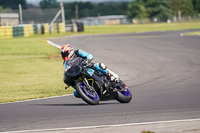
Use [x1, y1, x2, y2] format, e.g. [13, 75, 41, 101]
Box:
[87, 68, 94, 76]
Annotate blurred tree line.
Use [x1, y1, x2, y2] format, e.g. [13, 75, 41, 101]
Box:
[0, 0, 27, 9]
[0, 0, 200, 22]
[127, 0, 200, 21]
[0, 0, 27, 14]
[39, 0, 129, 20]
[39, 0, 200, 21]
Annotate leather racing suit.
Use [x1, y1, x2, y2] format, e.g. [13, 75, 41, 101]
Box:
[63, 49, 109, 86]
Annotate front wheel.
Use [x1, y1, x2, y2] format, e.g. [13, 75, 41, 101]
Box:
[75, 82, 99, 105]
[116, 81, 132, 103]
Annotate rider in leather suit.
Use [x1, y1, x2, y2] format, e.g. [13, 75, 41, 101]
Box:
[61, 44, 118, 98]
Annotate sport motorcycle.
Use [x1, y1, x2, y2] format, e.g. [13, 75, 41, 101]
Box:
[65, 57, 132, 105]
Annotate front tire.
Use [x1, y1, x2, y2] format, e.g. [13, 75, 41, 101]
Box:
[75, 82, 99, 105]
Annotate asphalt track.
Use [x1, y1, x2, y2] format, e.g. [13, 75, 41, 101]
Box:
[0, 29, 200, 132]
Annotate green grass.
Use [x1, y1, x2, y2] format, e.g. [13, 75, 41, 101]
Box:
[183, 31, 200, 36]
[0, 21, 200, 103]
[0, 37, 74, 103]
[85, 22, 200, 34]
[141, 131, 155, 133]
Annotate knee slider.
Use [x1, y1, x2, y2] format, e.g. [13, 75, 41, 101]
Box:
[99, 63, 107, 70]
[93, 63, 107, 75]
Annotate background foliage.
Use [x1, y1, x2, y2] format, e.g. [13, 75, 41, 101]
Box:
[127, 0, 200, 20]
[0, 0, 199, 22]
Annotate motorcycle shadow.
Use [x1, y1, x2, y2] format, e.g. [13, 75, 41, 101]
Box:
[36, 102, 119, 107]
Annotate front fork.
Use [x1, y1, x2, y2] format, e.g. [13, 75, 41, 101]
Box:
[82, 76, 95, 92]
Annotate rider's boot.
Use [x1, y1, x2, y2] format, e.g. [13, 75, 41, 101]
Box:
[74, 90, 81, 98]
[106, 70, 119, 83]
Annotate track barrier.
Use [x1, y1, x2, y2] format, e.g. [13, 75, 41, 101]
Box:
[0, 22, 65, 39]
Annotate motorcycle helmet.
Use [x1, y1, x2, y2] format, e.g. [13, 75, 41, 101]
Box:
[61, 44, 74, 61]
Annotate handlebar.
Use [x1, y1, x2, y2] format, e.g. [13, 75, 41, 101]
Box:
[81, 59, 94, 67]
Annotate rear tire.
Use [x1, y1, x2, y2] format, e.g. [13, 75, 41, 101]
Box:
[116, 90, 132, 103]
[75, 82, 99, 105]
[115, 81, 132, 103]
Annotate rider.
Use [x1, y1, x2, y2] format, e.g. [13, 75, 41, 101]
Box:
[61, 44, 118, 98]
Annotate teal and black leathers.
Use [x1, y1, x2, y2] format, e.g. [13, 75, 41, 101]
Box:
[63, 49, 94, 85]
[63, 49, 109, 86]
[64, 49, 93, 72]
[78, 49, 93, 61]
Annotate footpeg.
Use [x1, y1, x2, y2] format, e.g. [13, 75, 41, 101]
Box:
[65, 85, 70, 89]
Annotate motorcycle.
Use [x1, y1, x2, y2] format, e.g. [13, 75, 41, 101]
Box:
[65, 57, 132, 105]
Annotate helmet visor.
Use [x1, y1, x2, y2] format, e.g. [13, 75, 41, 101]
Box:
[61, 50, 69, 59]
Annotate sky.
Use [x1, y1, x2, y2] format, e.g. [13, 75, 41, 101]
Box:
[27, 0, 132, 5]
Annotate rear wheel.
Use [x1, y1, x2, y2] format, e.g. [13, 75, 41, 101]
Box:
[116, 81, 132, 103]
[75, 82, 99, 105]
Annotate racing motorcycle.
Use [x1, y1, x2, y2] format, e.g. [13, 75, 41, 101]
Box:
[65, 57, 132, 105]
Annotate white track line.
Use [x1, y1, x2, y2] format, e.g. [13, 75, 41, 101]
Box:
[2, 118, 200, 133]
[46, 40, 62, 49]
[0, 94, 73, 105]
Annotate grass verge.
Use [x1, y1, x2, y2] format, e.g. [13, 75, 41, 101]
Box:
[0, 37, 74, 103]
[183, 31, 200, 36]
[141, 131, 155, 133]
[0, 21, 200, 103]
[85, 22, 200, 34]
